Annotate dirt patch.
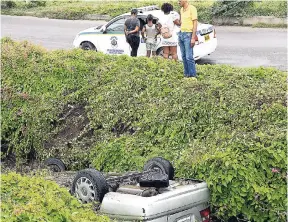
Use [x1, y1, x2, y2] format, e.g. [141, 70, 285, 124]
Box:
[41, 103, 98, 170]
[1, 102, 97, 170]
[44, 103, 92, 150]
[45, 171, 76, 190]
[1, 160, 76, 190]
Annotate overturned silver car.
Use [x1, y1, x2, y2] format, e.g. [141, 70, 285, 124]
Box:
[68, 157, 211, 221]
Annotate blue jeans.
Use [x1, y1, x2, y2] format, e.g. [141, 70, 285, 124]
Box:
[178, 32, 196, 77]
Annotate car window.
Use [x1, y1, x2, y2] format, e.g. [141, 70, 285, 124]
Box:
[107, 18, 125, 32]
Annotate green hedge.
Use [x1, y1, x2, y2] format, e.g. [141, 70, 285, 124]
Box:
[246, 1, 287, 18]
[1, 1, 287, 22]
[1, 172, 109, 221]
[1, 38, 286, 221]
[212, 0, 287, 18]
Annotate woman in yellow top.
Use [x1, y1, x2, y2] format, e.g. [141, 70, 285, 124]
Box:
[178, 0, 198, 78]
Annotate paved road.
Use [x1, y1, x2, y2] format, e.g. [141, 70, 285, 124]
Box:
[1, 15, 287, 71]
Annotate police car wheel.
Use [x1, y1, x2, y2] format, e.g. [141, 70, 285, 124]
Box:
[156, 47, 164, 57]
[81, 42, 96, 51]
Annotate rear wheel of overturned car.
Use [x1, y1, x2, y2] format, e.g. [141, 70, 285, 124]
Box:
[71, 169, 109, 203]
[143, 157, 175, 180]
[44, 158, 66, 172]
[81, 41, 96, 51]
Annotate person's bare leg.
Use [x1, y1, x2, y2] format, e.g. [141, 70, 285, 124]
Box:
[163, 46, 169, 59]
[170, 46, 178, 61]
[152, 51, 156, 57]
[147, 50, 151, 57]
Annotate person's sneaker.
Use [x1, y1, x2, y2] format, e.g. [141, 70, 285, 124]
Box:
[184, 77, 197, 81]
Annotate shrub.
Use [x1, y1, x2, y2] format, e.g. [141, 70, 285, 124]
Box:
[0, 0, 214, 22]
[2, 1, 286, 21]
[246, 1, 287, 18]
[212, 0, 253, 18]
[1, 39, 286, 220]
[25, 1, 47, 9]
[1, 172, 110, 221]
[1, 0, 16, 9]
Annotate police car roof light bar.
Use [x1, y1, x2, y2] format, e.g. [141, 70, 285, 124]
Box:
[137, 5, 159, 13]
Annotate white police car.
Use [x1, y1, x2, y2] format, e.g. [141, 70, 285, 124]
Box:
[73, 6, 217, 60]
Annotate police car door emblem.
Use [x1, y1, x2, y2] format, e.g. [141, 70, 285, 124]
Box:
[110, 36, 118, 49]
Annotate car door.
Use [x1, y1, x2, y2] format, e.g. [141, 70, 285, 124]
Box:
[98, 16, 130, 56]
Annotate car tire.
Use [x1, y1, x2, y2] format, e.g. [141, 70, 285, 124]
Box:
[71, 168, 109, 203]
[81, 41, 96, 51]
[44, 158, 66, 172]
[84, 168, 109, 193]
[143, 157, 175, 180]
[156, 47, 164, 57]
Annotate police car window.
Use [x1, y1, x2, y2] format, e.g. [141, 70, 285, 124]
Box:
[107, 18, 125, 32]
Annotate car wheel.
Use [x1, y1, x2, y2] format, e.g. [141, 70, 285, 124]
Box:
[71, 168, 109, 203]
[156, 47, 164, 57]
[81, 42, 96, 51]
[143, 157, 175, 180]
[44, 158, 66, 172]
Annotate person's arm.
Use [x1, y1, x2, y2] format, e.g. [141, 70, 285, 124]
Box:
[124, 19, 129, 36]
[124, 22, 129, 43]
[141, 25, 146, 40]
[127, 19, 140, 35]
[124, 24, 128, 36]
[174, 19, 181, 26]
[173, 12, 181, 26]
[127, 26, 139, 35]
[156, 19, 162, 34]
[157, 23, 162, 30]
[153, 25, 159, 40]
[191, 20, 197, 47]
[190, 6, 198, 47]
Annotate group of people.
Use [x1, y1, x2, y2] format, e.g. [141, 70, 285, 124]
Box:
[124, 0, 198, 78]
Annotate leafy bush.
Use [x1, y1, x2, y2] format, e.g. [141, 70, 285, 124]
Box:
[212, 0, 287, 18]
[246, 1, 287, 18]
[0, 0, 214, 22]
[25, 0, 47, 9]
[1, 172, 110, 222]
[1, 39, 286, 221]
[212, 0, 253, 18]
[1, 0, 286, 21]
[1, 0, 16, 9]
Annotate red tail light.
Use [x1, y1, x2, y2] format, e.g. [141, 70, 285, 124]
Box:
[200, 207, 211, 222]
[213, 29, 216, 38]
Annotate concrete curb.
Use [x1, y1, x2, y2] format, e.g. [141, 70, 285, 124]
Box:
[212, 16, 287, 26]
[84, 14, 287, 26]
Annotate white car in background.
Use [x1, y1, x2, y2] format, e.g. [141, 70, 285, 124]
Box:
[73, 6, 217, 60]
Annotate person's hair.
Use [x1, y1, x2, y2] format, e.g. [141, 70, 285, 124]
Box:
[131, 8, 138, 15]
[161, 3, 173, 14]
[147, 14, 153, 21]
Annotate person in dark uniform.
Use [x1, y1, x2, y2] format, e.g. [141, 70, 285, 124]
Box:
[124, 8, 141, 57]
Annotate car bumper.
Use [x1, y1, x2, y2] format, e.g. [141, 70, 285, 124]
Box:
[73, 36, 81, 48]
[193, 38, 217, 60]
